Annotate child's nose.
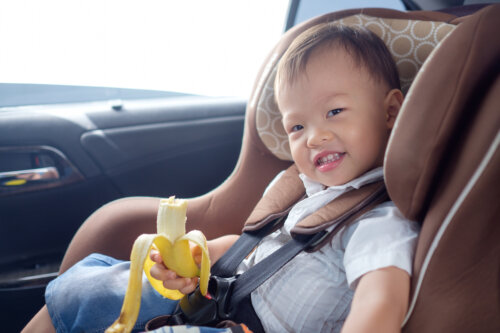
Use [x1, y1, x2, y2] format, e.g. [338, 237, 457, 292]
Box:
[307, 127, 334, 147]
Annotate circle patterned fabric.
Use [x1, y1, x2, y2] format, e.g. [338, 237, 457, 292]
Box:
[256, 14, 456, 161]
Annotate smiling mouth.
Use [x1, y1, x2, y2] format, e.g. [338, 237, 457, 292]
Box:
[315, 152, 346, 166]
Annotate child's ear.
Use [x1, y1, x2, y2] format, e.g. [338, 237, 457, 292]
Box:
[384, 89, 404, 129]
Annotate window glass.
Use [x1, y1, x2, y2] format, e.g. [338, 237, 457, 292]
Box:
[0, 0, 289, 102]
[293, 0, 405, 27]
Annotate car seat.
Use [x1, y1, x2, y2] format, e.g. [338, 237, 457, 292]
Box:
[384, 5, 500, 332]
[59, 5, 500, 332]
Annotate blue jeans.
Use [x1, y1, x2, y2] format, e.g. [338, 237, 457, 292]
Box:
[46, 253, 178, 333]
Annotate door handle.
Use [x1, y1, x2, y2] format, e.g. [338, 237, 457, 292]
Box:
[0, 146, 84, 195]
[0, 167, 60, 186]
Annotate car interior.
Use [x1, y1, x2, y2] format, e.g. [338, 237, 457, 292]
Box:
[1, 1, 499, 332]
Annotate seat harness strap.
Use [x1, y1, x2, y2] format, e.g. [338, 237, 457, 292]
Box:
[149, 178, 388, 332]
[218, 223, 328, 309]
[211, 215, 286, 277]
[176, 211, 352, 333]
[174, 216, 327, 332]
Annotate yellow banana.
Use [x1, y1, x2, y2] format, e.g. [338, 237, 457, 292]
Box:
[106, 196, 210, 333]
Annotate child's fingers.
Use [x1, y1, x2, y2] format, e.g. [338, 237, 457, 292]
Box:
[191, 245, 202, 266]
[149, 249, 163, 263]
[149, 245, 199, 295]
[176, 277, 199, 295]
[163, 276, 198, 294]
[149, 263, 176, 281]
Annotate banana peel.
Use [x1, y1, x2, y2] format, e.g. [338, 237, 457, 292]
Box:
[106, 196, 210, 333]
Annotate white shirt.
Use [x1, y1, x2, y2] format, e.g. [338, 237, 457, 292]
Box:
[238, 167, 420, 333]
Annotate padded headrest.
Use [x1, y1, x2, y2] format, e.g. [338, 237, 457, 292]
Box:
[250, 9, 457, 161]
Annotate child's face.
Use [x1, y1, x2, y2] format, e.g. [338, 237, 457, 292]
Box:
[277, 47, 401, 187]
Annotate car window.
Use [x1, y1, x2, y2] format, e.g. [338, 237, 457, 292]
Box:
[289, 0, 405, 28]
[0, 0, 289, 107]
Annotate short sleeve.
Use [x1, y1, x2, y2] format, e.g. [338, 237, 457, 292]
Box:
[342, 201, 420, 289]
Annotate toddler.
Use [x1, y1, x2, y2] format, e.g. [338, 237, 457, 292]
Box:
[24, 24, 419, 333]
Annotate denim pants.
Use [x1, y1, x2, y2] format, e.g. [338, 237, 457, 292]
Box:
[46, 253, 178, 333]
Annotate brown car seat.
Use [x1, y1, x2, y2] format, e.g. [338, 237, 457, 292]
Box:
[385, 5, 500, 332]
[59, 5, 500, 332]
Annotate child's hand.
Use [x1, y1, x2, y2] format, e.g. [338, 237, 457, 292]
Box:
[148, 235, 239, 295]
[149, 248, 199, 295]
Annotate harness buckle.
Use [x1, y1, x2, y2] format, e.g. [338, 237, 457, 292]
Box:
[179, 275, 238, 325]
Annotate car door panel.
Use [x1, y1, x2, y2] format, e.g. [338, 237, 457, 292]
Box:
[80, 99, 245, 196]
[1, 96, 245, 265]
[0, 96, 245, 332]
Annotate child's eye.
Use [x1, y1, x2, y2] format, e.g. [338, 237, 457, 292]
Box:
[290, 124, 303, 132]
[327, 108, 343, 117]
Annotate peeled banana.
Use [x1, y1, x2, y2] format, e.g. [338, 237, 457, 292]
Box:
[106, 196, 210, 333]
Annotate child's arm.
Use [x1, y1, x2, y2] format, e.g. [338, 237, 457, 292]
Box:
[149, 234, 239, 295]
[341, 266, 410, 333]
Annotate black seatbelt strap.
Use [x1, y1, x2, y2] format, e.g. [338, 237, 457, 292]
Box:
[211, 215, 286, 277]
[176, 216, 290, 332]
[152, 217, 352, 332]
[178, 191, 383, 328]
[228, 230, 326, 310]
[149, 183, 389, 332]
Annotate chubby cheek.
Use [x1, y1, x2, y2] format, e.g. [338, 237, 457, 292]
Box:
[342, 123, 373, 154]
[289, 143, 311, 172]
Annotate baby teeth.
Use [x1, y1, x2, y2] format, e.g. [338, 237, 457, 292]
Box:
[320, 153, 341, 164]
